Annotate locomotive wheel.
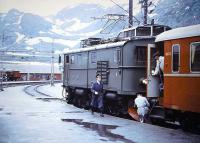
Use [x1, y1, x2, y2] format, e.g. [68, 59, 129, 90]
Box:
[82, 95, 91, 110]
[62, 88, 68, 100]
[65, 89, 73, 104]
[179, 112, 200, 133]
[180, 116, 191, 131]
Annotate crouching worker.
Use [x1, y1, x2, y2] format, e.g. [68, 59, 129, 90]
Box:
[90, 74, 104, 117]
[134, 94, 150, 123]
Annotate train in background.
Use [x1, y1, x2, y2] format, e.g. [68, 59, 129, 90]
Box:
[5, 71, 21, 81]
[62, 24, 200, 129]
[1, 62, 62, 81]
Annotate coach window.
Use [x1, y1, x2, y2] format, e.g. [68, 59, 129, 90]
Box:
[190, 42, 200, 72]
[91, 52, 96, 63]
[71, 55, 75, 64]
[172, 44, 180, 72]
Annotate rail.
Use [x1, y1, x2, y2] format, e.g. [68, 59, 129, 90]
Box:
[2, 80, 62, 87]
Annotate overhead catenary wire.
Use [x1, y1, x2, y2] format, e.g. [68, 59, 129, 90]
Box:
[109, 0, 140, 25]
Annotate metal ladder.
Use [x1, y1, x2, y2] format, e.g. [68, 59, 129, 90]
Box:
[97, 61, 109, 84]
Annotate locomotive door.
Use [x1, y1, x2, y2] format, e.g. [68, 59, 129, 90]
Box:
[64, 55, 70, 85]
[147, 44, 159, 97]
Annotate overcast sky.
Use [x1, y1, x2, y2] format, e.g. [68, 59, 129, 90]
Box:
[0, 0, 134, 16]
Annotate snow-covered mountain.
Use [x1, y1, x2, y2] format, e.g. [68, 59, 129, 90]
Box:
[151, 0, 200, 27]
[0, 0, 200, 63]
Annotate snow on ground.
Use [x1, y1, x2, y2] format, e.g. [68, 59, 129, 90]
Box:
[25, 36, 79, 48]
[14, 14, 23, 25]
[6, 52, 32, 57]
[1, 61, 61, 73]
[66, 18, 93, 32]
[78, 28, 102, 37]
[0, 85, 199, 143]
[25, 46, 34, 50]
[50, 25, 73, 36]
[54, 38, 79, 47]
[15, 32, 25, 43]
[37, 83, 63, 98]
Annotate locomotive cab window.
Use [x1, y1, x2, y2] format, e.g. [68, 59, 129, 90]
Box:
[135, 46, 147, 64]
[65, 55, 69, 64]
[136, 27, 151, 36]
[71, 55, 75, 64]
[114, 49, 121, 64]
[153, 26, 164, 36]
[118, 32, 125, 38]
[91, 52, 96, 63]
[190, 42, 200, 72]
[172, 44, 180, 72]
[77, 54, 82, 65]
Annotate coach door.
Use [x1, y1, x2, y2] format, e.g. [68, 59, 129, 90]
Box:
[147, 44, 160, 97]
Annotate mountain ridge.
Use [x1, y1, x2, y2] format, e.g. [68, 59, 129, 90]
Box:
[0, 1, 200, 62]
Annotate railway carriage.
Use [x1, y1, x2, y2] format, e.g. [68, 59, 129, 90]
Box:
[149, 24, 200, 129]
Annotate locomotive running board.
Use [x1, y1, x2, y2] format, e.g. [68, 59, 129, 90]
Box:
[128, 107, 139, 121]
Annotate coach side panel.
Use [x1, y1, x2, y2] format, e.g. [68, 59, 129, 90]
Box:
[163, 36, 200, 113]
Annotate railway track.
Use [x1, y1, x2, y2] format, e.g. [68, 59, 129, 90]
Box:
[23, 84, 51, 97]
[23, 83, 65, 103]
[1, 80, 61, 88]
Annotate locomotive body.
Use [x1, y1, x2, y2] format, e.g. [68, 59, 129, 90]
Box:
[62, 15, 199, 130]
[63, 24, 170, 115]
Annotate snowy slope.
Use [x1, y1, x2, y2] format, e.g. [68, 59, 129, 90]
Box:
[0, 1, 200, 63]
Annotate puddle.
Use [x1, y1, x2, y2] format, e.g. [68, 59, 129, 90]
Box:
[25, 113, 38, 116]
[36, 98, 51, 102]
[100, 138, 108, 142]
[36, 98, 62, 102]
[65, 111, 84, 114]
[5, 112, 12, 115]
[61, 119, 135, 143]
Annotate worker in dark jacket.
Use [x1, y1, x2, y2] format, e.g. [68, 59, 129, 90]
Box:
[90, 74, 104, 117]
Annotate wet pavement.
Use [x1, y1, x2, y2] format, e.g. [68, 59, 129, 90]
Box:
[61, 119, 134, 143]
[0, 84, 200, 143]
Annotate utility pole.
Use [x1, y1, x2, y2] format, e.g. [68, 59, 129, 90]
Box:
[0, 32, 5, 91]
[91, 0, 140, 33]
[139, 0, 148, 25]
[129, 0, 133, 28]
[50, 39, 55, 86]
[144, 0, 148, 25]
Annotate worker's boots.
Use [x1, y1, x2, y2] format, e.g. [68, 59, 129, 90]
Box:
[100, 112, 104, 117]
[91, 109, 94, 115]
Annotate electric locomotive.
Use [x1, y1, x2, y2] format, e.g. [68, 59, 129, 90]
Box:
[62, 24, 170, 115]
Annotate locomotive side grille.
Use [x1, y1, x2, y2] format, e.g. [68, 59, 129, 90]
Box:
[97, 61, 109, 84]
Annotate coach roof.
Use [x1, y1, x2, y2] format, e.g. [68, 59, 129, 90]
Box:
[155, 24, 200, 42]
